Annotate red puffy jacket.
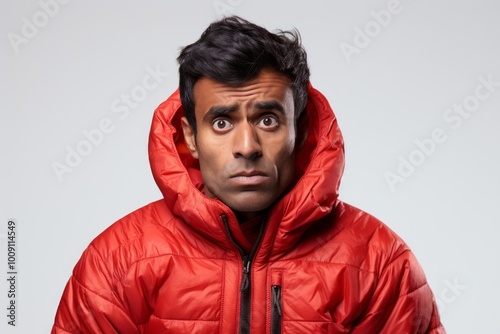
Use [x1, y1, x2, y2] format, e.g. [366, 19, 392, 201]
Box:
[52, 85, 445, 333]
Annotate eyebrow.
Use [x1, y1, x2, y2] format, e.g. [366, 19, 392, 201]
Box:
[202, 105, 238, 123]
[202, 100, 285, 122]
[254, 100, 285, 114]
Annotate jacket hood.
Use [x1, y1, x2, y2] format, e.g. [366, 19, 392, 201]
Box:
[148, 84, 344, 257]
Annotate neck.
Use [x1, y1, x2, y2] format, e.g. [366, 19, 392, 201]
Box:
[234, 210, 262, 223]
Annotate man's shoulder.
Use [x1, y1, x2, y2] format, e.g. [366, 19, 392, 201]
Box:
[332, 201, 404, 242]
[320, 201, 412, 271]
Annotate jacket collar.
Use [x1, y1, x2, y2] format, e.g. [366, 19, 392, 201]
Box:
[148, 84, 345, 257]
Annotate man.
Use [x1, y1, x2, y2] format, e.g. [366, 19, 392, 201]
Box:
[52, 16, 445, 333]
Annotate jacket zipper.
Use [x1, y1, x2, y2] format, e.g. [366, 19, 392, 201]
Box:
[222, 214, 267, 334]
[270, 285, 282, 334]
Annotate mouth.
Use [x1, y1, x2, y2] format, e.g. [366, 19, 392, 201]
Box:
[229, 171, 269, 186]
[231, 170, 267, 177]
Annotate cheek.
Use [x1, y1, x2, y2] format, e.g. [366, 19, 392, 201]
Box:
[197, 142, 229, 179]
[270, 138, 296, 176]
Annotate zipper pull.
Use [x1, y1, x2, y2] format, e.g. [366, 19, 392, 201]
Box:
[240, 259, 251, 291]
[272, 286, 282, 316]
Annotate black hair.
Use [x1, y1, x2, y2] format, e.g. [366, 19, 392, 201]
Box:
[177, 16, 310, 133]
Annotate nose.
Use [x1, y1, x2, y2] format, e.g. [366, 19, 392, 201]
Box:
[232, 122, 262, 160]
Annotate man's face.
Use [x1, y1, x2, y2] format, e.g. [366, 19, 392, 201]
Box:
[181, 69, 299, 217]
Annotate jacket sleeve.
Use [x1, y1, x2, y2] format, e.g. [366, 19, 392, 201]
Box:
[51, 244, 138, 334]
[351, 248, 446, 334]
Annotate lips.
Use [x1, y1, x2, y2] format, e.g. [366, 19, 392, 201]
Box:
[231, 170, 267, 177]
[229, 170, 269, 186]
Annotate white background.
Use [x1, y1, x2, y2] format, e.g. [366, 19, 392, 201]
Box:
[1, 0, 499, 333]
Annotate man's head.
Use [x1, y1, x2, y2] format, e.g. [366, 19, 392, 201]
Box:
[178, 16, 310, 218]
[178, 16, 310, 134]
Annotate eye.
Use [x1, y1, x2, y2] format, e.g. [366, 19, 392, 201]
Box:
[258, 116, 278, 129]
[212, 119, 233, 131]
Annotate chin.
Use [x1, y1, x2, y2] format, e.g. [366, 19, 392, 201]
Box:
[223, 194, 276, 215]
[228, 202, 269, 214]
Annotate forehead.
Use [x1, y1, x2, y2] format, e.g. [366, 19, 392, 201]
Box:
[192, 69, 293, 114]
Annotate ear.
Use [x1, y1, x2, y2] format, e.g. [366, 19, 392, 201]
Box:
[181, 117, 199, 159]
[295, 110, 309, 149]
